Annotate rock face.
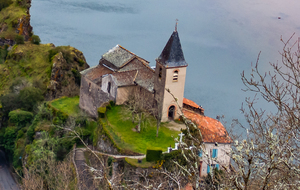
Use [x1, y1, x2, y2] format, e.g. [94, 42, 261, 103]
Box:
[97, 136, 119, 155]
[16, 14, 33, 41]
[46, 47, 89, 100]
[16, 0, 33, 40]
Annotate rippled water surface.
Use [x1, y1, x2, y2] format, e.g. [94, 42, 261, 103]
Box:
[30, 0, 300, 125]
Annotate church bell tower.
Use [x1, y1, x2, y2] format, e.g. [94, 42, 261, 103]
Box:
[154, 25, 188, 122]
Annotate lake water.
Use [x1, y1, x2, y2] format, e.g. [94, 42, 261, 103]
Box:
[30, 0, 300, 127]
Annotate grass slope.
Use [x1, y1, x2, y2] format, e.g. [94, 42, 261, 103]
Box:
[50, 96, 81, 116]
[0, 0, 27, 39]
[106, 106, 180, 154]
[125, 157, 155, 168]
[0, 43, 53, 94]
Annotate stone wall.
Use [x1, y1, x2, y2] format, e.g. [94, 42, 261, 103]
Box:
[97, 135, 119, 155]
[79, 75, 114, 118]
[101, 74, 118, 99]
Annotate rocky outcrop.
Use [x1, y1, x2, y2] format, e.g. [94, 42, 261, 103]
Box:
[97, 136, 119, 155]
[16, 14, 33, 41]
[46, 47, 89, 100]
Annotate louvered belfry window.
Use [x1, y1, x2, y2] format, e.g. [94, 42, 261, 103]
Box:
[173, 70, 178, 81]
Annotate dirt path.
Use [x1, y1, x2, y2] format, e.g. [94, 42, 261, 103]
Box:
[166, 121, 186, 131]
[0, 151, 19, 190]
[77, 148, 146, 159]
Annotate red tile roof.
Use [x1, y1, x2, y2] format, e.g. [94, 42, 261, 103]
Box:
[183, 109, 232, 144]
[183, 98, 201, 109]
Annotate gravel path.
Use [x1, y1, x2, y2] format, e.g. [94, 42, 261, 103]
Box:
[77, 148, 146, 159]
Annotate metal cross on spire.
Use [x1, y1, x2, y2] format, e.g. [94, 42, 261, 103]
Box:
[175, 19, 179, 32]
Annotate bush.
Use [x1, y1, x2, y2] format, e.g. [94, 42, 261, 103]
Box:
[97, 106, 106, 118]
[0, 47, 8, 64]
[15, 35, 24, 44]
[72, 68, 81, 86]
[0, 93, 19, 114]
[146, 149, 162, 162]
[48, 47, 73, 63]
[0, 0, 12, 11]
[109, 100, 115, 107]
[9, 109, 33, 127]
[19, 87, 44, 111]
[31, 35, 41, 45]
[78, 59, 85, 67]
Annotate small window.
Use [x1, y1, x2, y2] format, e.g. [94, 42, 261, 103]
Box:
[211, 149, 218, 158]
[173, 70, 178, 81]
[198, 150, 203, 158]
[107, 82, 111, 94]
[159, 67, 162, 79]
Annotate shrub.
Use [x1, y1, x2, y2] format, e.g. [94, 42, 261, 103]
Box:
[0, 0, 12, 11]
[78, 59, 85, 67]
[0, 47, 8, 64]
[9, 109, 33, 127]
[19, 87, 44, 111]
[72, 68, 81, 86]
[97, 107, 106, 118]
[31, 35, 41, 45]
[15, 35, 24, 44]
[146, 149, 162, 162]
[109, 100, 115, 107]
[26, 124, 35, 142]
[0, 93, 19, 114]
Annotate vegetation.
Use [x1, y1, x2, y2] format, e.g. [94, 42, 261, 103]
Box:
[50, 96, 81, 117]
[0, 43, 54, 95]
[0, 0, 27, 40]
[105, 105, 180, 154]
[125, 157, 155, 168]
[146, 149, 162, 162]
[15, 34, 24, 44]
[31, 34, 41, 45]
[0, 0, 13, 11]
[0, 46, 8, 64]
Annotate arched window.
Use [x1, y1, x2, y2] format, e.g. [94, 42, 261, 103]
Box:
[107, 82, 111, 94]
[173, 70, 178, 81]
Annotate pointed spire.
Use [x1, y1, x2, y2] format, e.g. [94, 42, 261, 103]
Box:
[175, 19, 178, 32]
[157, 27, 188, 68]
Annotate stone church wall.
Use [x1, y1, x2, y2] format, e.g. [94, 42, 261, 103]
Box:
[102, 74, 118, 99]
[79, 75, 114, 118]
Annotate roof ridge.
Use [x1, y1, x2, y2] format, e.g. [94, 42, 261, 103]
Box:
[118, 45, 150, 64]
[133, 70, 139, 82]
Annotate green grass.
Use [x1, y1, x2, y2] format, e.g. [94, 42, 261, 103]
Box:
[125, 157, 155, 168]
[0, 1, 27, 39]
[0, 43, 54, 94]
[105, 106, 180, 154]
[50, 96, 81, 116]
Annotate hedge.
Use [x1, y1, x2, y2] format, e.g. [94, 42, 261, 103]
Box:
[146, 149, 162, 162]
[97, 106, 106, 118]
[9, 109, 33, 127]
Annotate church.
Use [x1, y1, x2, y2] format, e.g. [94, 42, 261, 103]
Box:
[79, 28, 232, 176]
[79, 28, 200, 122]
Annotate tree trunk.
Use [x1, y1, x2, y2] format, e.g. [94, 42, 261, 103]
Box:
[138, 112, 141, 133]
[156, 119, 161, 137]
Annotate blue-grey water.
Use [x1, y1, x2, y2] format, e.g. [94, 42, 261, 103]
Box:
[30, 0, 300, 127]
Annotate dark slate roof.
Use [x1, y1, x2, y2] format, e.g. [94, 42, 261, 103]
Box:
[157, 31, 188, 67]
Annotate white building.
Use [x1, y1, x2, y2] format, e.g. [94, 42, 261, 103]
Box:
[182, 99, 232, 176]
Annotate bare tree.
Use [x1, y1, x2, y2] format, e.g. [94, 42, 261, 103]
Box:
[223, 34, 300, 190]
[125, 86, 154, 133]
